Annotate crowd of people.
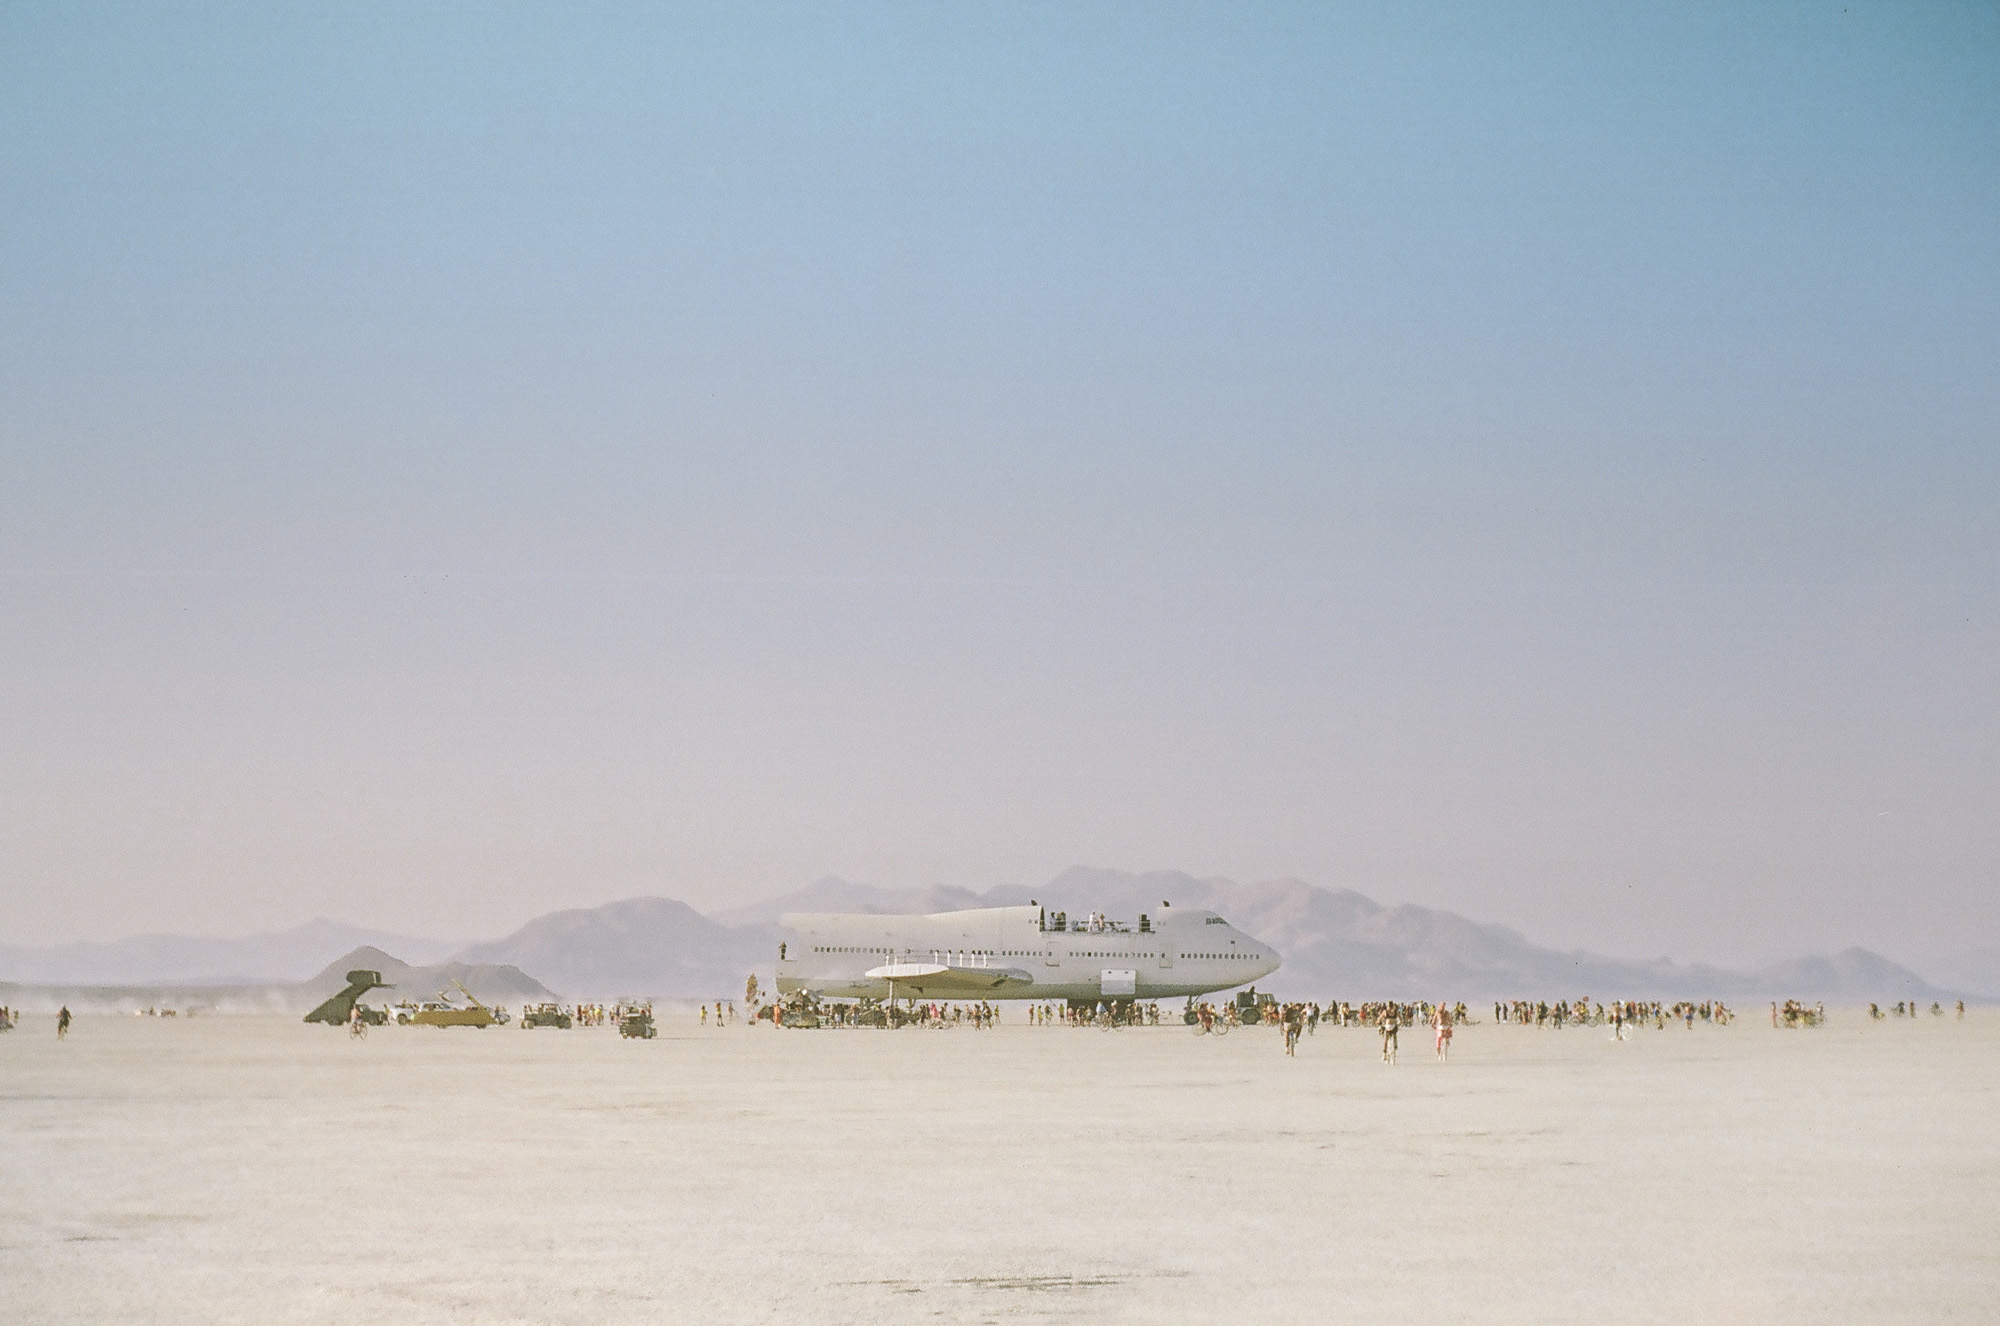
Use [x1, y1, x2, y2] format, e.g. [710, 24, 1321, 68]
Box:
[402, 992, 1973, 1037]
[1325, 1000, 1471, 1029]
[1774, 1000, 1826, 1027]
[899, 1001, 1001, 1028]
[1030, 1001, 1158, 1027]
[1489, 999, 1735, 1031]
[1870, 1000, 1966, 1020]
[367, 991, 1967, 1039]
[24, 990, 1977, 1042]
[757, 996, 1004, 1028]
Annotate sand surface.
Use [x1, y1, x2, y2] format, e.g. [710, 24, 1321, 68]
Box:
[3, 1010, 1994, 1324]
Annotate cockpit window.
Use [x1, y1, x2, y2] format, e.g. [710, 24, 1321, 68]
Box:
[1205, 917, 1227, 925]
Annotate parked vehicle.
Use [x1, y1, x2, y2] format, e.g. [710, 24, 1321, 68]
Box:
[1234, 987, 1276, 1026]
[398, 982, 499, 1028]
[520, 1003, 573, 1029]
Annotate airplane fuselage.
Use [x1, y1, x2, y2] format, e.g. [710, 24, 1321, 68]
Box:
[776, 904, 1279, 1003]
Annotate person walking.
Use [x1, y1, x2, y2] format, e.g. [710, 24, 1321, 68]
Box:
[1434, 1004, 1453, 1061]
[1379, 1011, 1399, 1064]
[57, 1006, 71, 1039]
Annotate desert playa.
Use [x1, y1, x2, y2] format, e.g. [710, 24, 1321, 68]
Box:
[4, 1010, 1992, 1325]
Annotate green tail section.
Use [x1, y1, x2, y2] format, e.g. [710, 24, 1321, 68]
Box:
[304, 970, 390, 1025]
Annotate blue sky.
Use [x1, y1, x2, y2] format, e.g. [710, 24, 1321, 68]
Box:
[2, 2, 1995, 967]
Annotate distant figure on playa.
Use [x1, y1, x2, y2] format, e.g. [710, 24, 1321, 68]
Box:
[1379, 1012, 1399, 1064]
[1611, 1006, 1624, 1041]
[1434, 1005, 1453, 1061]
[699, 1004, 707, 1026]
[57, 1006, 71, 1039]
[1957, 1001, 1965, 1019]
[348, 1004, 367, 1039]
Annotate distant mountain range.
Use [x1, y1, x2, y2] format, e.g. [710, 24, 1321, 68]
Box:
[299, 947, 553, 1007]
[454, 897, 766, 1003]
[0, 945, 550, 1016]
[0, 919, 464, 986]
[2, 869, 1985, 1003]
[958, 867, 1967, 1005]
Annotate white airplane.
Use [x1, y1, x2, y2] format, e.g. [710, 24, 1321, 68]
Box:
[775, 901, 1279, 1005]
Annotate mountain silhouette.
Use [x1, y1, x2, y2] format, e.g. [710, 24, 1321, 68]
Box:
[1, 869, 1970, 1003]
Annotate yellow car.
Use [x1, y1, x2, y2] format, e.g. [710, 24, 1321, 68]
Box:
[398, 982, 499, 1028]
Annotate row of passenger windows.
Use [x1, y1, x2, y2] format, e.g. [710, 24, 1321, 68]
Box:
[809, 944, 1253, 961]
[1071, 951, 1250, 960]
[810, 946, 1040, 956]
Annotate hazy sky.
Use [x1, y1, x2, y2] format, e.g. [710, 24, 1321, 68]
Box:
[3, 2, 1995, 969]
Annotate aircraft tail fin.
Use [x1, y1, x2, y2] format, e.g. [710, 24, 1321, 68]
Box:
[304, 969, 391, 1025]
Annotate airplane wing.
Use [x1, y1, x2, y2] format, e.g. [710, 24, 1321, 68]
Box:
[864, 961, 1037, 994]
